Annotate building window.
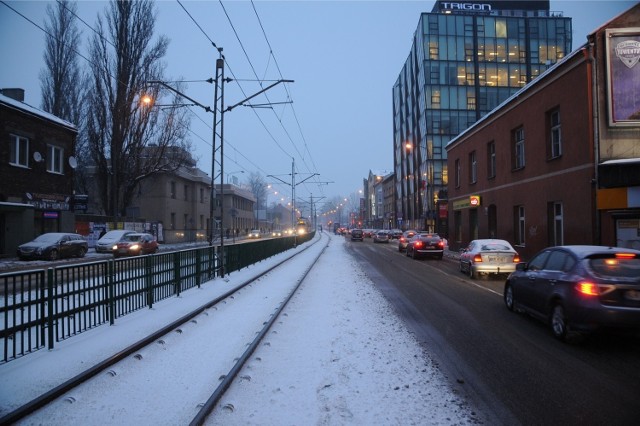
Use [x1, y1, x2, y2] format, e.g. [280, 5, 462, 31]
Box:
[200, 188, 204, 203]
[548, 202, 563, 246]
[46, 145, 64, 174]
[170, 213, 176, 229]
[515, 205, 525, 245]
[455, 159, 461, 188]
[10, 134, 29, 167]
[549, 109, 562, 159]
[200, 214, 204, 229]
[487, 141, 496, 179]
[184, 184, 189, 201]
[183, 214, 188, 229]
[469, 150, 477, 184]
[512, 127, 525, 170]
[170, 181, 176, 199]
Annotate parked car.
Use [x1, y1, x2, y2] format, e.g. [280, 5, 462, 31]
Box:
[373, 230, 390, 243]
[459, 239, 520, 279]
[503, 245, 640, 341]
[398, 230, 418, 252]
[248, 229, 262, 239]
[17, 232, 88, 261]
[405, 233, 444, 260]
[95, 230, 135, 253]
[112, 233, 159, 257]
[350, 229, 364, 241]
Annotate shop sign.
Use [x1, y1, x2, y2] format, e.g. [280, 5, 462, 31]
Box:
[470, 195, 481, 207]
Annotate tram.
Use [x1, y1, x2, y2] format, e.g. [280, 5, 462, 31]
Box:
[295, 218, 311, 235]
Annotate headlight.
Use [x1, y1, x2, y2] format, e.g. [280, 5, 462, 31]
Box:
[130, 244, 140, 250]
[112, 245, 118, 250]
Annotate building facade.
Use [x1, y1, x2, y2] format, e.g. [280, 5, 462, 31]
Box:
[445, 4, 640, 259]
[393, 0, 571, 234]
[0, 90, 78, 256]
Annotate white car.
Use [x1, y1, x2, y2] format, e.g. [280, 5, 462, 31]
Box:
[248, 230, 261, 239]
[459, 239, 520, 279]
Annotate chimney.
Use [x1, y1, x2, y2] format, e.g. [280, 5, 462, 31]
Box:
[0, 88, 25, 102]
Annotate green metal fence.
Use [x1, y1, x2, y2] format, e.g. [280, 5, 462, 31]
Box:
[0, 233, 313, 364]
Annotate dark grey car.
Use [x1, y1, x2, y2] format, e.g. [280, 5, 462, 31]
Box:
[17, 232, 88, 261]
[504, 245, 640, 340]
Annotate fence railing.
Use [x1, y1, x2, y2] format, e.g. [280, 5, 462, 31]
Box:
[0, 233, 313, 364]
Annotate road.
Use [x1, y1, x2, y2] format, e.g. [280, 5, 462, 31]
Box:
[345, 237, 640, 426]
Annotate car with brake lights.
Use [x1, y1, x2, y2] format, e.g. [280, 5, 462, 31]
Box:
[350, 229, 364, 241]
[405, 233, 444, 260]
[398, 230, 417, 252]
[503, 245, 640, 341]
[459, 239, 520, 279]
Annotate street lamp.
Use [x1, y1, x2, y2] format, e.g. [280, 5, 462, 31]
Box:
[226, 170, 245, 184]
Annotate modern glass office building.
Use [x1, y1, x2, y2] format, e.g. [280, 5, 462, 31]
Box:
[393, 0, 571, 233]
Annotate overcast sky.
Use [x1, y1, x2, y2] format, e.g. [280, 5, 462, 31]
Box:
[0, 0, 636, 211]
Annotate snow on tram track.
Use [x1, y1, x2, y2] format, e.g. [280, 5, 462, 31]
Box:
[4, 234, 329, 425]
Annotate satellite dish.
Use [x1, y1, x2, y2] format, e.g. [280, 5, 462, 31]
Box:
[68, 156, 78, 169]
[33, 152, 43, 162]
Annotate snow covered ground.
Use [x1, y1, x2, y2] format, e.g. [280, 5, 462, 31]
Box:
[1, 232, 480, 425]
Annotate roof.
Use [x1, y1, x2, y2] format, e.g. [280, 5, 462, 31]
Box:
[0, 93, 77, 132]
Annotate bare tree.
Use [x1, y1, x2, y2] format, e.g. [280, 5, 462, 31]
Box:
[39, 0, 90, 193]
[85, 0, 191, 217]
[40, 0, 83, 124]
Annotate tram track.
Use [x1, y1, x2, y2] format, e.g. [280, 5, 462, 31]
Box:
[1, 234, 329, 425]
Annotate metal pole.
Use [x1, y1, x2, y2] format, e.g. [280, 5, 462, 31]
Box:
[218, 55, 226, 277]
[210, 60, 221, 248]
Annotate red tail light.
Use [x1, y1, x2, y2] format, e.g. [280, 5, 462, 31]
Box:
[575, 282, 616, 296]
[513, 254, 520, 263]
[576, 282, 600, 296]
[473, 254, 482, 262]
[400, 237, 406, 243]
[414, 241, 423, 248]
[437, 241, 444, 248]
[615, 253, 636, 259]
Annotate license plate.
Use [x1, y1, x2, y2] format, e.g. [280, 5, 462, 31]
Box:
[625, 290, 640, 301]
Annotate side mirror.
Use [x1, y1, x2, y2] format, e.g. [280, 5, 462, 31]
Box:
[516, 262, 527, 271]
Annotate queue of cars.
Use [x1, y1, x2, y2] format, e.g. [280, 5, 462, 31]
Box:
[345, 229, 640, 341]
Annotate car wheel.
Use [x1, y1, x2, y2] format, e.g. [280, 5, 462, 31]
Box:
[551, 304, 568, 340]
[406, 248, 410, 257]
[412, 250, 419, 260]
[78, 247, 87, 258]
[504, 284, 515, 311]
[468, 264, 476, 279]
[49, 249, 58, 261]
[437, 255, 443, 260]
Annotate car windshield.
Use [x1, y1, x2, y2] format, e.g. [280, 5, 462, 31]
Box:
[588, 256, 640, 279]
[123, 235, 143, 242]
[34, 234, 62, 243]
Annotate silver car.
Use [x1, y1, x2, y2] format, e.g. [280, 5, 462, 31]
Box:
[95, 230, 135, 253]
[459, 239, 520, 279]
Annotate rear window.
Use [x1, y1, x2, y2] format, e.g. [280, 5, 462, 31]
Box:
[480, 243, 512, 251]
[588, 255, 640, 279]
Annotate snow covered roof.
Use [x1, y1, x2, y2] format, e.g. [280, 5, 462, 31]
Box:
[0, 93, 77, 132]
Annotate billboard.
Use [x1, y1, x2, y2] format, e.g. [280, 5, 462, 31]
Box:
[605, 28, 640, 126]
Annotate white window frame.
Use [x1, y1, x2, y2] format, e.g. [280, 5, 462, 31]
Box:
[550, 110, 562, 158]
[553, 202, 563, 245]
[517, 205, 526, 245]
[514, 127, 525, 169]
[46, 144, 64, 174]
[10, 134, 29, 168]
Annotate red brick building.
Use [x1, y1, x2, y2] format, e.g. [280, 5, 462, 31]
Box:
[446, 5, 640, 260]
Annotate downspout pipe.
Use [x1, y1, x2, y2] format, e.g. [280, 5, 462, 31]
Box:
[582, 39, 600, 244]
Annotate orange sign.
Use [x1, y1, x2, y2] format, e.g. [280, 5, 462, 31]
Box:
[470, 195, 481, 207]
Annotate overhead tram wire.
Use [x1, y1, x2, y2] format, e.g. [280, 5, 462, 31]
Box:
[248, 0, 324, 195]
[217, 1, 322, 190]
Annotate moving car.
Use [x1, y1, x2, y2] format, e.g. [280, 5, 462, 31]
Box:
[503, 245, 640, 340]
[112, 233, 159, 257]
[373, 230, 390, 243]
[398, 230, 417, 252]
[405, 233, 444, 260]
[17, 232, 88, 261]
[350, 229, 364, 241]
[95, 230, 135, 253]
[248, 229, 262, 238]
[390, 229, 403, 239]
[271, 230, 282, 237]
[459, 239, 520, 279]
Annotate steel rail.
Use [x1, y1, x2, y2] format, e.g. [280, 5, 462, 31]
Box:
[0, 236, 321, 425]
[189, 234, 330, 425]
